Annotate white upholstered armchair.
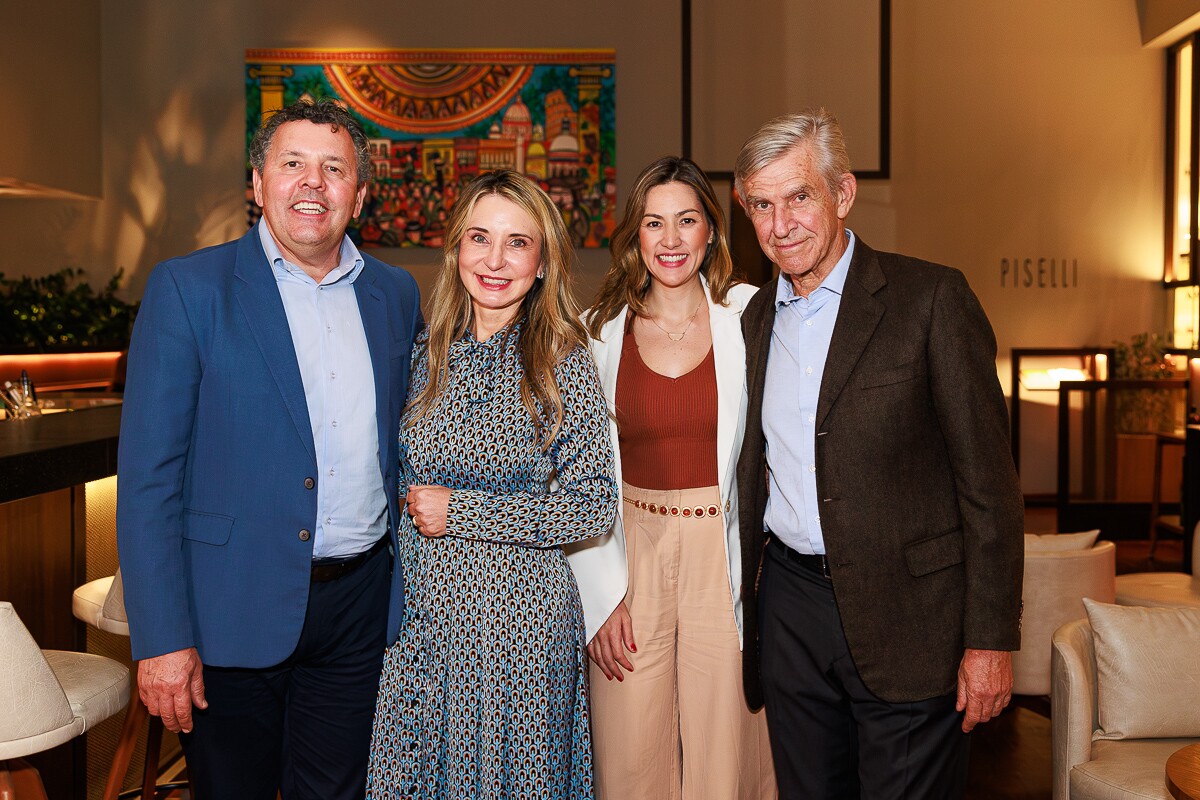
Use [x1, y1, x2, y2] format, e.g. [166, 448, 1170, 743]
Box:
[1051, 601, 1200, 800]
[1115, 521, 1200, 609]
[1012, 531, 1116, 698]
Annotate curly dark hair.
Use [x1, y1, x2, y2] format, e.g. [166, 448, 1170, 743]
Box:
[248, 98, 372, 185]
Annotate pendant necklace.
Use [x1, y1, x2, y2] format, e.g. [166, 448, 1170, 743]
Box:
[647, 298, 703, 342]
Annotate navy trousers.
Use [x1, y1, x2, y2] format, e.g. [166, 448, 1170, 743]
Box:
[758, 539, 969, 799]
[181, 543, 391, 800]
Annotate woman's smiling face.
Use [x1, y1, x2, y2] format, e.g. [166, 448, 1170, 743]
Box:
[458, 193, 543, 336]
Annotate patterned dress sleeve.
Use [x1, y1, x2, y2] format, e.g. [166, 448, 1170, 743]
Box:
[445, 344, 618, 548]
[398, 336, 429, 491]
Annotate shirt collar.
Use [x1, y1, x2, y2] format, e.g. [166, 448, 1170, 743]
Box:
[774, 229, 857, 306]
[258, 219, 365, 286]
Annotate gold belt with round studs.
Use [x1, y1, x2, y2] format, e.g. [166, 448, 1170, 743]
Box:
[623, 496, 731, 519]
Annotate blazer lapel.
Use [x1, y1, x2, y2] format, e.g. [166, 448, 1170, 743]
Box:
[593, 308, 626, 408]
[233, 228, 317, 465]
[354, 263, 392, 466]
[708, 283, 742, 494]
[816, 240, 886, 430]
[744, 285, 776, 418]
[591, 308, 626, 489]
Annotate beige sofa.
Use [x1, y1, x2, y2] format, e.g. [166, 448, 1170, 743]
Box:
[1051, 603, 1200, 800]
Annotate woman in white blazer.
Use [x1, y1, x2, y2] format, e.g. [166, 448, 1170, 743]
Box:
[565, 157, 774, 799]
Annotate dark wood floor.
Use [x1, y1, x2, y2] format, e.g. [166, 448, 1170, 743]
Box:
[967, 705, 1053, 799]
[963, 508, 1186, 799]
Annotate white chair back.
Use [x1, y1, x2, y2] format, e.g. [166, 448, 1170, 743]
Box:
[1012, 540, 1116, 697]
[102, 568, 128, 625]
[0, 601, 75, 754]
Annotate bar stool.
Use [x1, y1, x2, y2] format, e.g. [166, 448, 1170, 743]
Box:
[0, 600, 129, 799]
[1147, 431, 1186, 560]
[73, 570, 192, 800]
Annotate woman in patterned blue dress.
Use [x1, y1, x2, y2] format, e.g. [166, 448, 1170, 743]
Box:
[366, 170, 618, 799]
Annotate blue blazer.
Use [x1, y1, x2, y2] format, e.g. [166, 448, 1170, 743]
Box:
[117, 225, 421, 667]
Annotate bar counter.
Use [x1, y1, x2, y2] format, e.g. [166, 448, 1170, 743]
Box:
[0, 403, 120, 504]
[0, 400, 123, 800]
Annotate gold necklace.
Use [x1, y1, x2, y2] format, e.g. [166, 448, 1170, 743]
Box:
[646, 298, 703, 342]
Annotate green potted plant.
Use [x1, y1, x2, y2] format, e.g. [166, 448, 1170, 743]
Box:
[0, 269, 140, 393]
[0, 268, 139, 352]
[1112, 332, 1180, 434]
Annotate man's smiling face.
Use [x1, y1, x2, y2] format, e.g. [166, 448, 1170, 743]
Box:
[252, 119, 367, 276]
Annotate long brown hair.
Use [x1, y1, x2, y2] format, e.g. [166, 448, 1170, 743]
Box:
[408, 170, 587, 447]
[586, 156, 736, 340]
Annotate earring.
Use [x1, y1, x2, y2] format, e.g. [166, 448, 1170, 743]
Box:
[537, 270, 545, 279]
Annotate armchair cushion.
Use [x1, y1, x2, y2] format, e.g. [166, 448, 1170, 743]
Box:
[1084, 599, 1200, 740]
[1114, 572, 1200, 609]
[1071, 738, 1190, 799]
[1024, 529, 1101, 552]
[1113, 522, 1200, 610]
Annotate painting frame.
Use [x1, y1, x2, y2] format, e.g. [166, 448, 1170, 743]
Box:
[245, 48, 617, 249]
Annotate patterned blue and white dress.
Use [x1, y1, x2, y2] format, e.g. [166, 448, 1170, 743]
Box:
[367, 324, 617, 799]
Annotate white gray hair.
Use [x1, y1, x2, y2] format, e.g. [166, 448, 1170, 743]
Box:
[733, 108, 851, 200]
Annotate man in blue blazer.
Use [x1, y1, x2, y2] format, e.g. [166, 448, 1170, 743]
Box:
[117, 99, 421, 799]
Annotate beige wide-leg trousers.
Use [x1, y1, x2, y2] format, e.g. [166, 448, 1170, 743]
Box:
[590, 484, 775, 800]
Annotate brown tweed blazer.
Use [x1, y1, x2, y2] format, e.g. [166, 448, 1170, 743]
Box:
[737, 238, 1024, 709]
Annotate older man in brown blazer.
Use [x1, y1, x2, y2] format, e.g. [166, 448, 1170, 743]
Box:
[734, 109, 1023, 798]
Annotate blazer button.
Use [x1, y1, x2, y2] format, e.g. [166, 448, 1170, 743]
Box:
[298, 529, 311, 542]
[304, 477, 315, 490]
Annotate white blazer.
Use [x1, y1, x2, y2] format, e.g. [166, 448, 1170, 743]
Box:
[566, 279, 759, 646]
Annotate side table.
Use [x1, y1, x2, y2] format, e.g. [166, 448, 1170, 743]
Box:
[1168, 743, 1200, 800]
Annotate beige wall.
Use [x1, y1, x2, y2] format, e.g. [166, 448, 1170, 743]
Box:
[881, 0, 1163, 360]
[691, 1, 884, 174]
[1139, 0, 1200, 45]
[0, 0, 1172, 493]
[0, 0, 680, 303]
[0, 3, 101, 197]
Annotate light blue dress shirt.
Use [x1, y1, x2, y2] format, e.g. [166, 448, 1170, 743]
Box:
[258, 222, 387, 558]
[762, 230, 856, 555]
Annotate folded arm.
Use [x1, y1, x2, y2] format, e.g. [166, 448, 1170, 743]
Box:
[443, 347, 617, 548]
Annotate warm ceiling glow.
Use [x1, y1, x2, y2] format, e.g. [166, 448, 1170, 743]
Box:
[0, 177, 98, 201]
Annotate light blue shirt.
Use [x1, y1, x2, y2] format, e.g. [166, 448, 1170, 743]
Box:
[762, 230, 856, 555]
[258, 222, 387, 559]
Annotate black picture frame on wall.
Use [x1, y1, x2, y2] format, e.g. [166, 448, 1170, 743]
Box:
[682, 0, 891, 285]
[704, 174, 774, 285]
[681, 0, 891, 182]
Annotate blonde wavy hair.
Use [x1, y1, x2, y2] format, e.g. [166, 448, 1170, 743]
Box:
[586, 156, 737, 340]
[408, 170, 587, 448]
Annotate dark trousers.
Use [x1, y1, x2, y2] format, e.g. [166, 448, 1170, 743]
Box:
[181, 543, 391, 800]
[759, 539, 968, 799]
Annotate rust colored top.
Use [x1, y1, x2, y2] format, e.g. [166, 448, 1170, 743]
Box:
[615, 320, 719, 490]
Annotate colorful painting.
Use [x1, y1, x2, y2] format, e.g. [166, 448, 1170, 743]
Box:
[245, 48, 616, 249]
